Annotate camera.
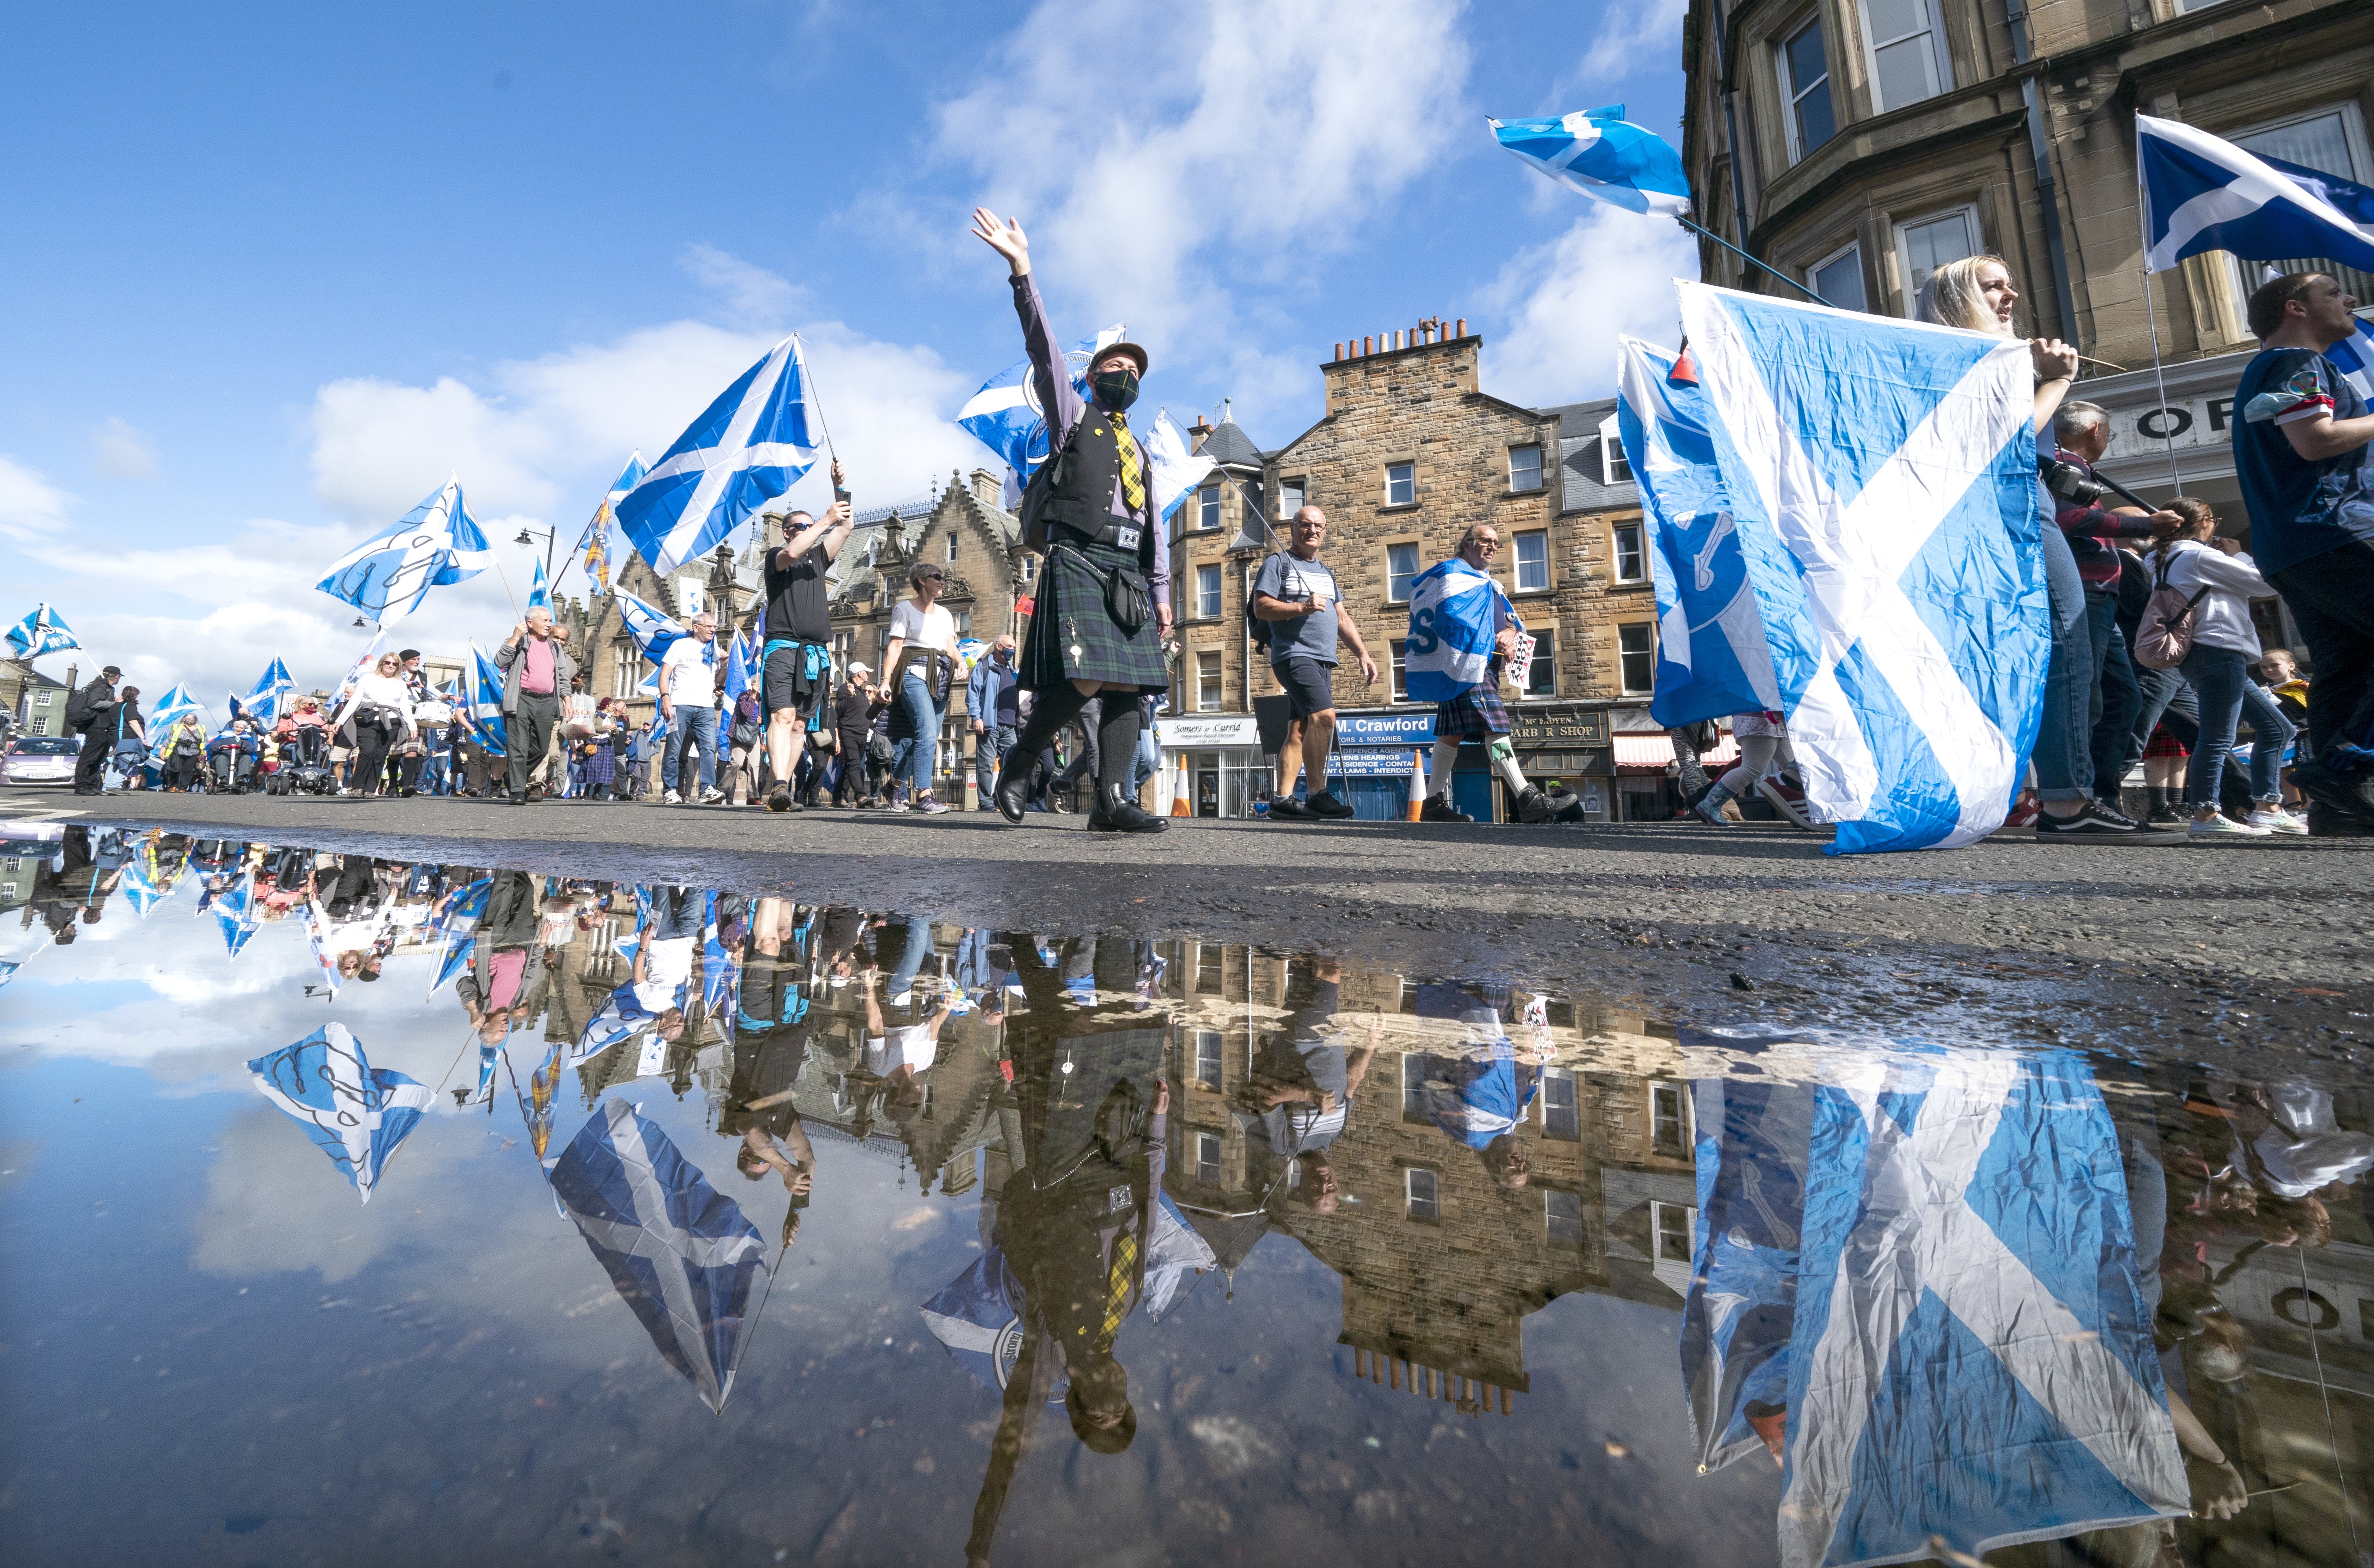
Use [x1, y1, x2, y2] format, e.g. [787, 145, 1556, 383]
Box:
[2039, 455, 2152, 513]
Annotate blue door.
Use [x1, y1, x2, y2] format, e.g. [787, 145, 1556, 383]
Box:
[1453, 769, 1496, 822]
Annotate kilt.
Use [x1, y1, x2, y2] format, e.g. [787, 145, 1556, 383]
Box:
[1433, 683, 1510, 741]
[585, 739, 615, 786]
[2141, 724, 2187, 761]
[1017, 540, 1170, 693]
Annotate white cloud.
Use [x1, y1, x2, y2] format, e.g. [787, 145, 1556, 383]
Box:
[681, 240, 808, 327]
[1573, 0, 1687, 91]
[1477, 202, 1698, 406]
[93, 416, 160, 480]
[932, 0, 1472, 416]
[0, 454, 74, 542]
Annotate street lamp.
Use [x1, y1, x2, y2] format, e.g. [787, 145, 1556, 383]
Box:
[515, 524, 558, 584]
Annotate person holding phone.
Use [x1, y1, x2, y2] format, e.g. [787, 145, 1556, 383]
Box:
[882, 562, 961, 814]
[756, 460, 855, 812]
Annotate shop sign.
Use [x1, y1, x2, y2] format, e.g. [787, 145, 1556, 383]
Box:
[1330, 749, 1419, 778]
[1509, 706, 1610, 746]
[1156, 715, 1260, 748]
[1334, 710, 1436, 747]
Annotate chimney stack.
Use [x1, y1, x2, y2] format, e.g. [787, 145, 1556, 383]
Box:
[1334, 342, 1344, 361]
[1456, 317, 1467, 338]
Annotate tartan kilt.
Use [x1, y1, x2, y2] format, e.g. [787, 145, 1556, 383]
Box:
[1017, 540, 1170, 693]
[584, 739, 615, 786]
[1433, 683, 1510, 741]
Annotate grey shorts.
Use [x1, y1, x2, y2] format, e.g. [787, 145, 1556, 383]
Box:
[1274, 657, 1337, 721]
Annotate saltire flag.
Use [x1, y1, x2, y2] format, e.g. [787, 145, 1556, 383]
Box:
[1405, 982, 1539, 1150]
[1146, 408, 1217, 523]
[326, 630, 391, 728]
[214, 870, 261, 960]
[1488, 106, 1692, 218]
[315, 476, 493, 623]
[466, 1042, 501, 1107]
[551, 1098, 768, 1412]
[573, 452, 645, 597]
[299, 900, 343, 999]
[528, 556, 551, 612]
[143, 684, 208, 748]
[957, 322, 1126, 479]
[615, 336, 822, 575]
[429, 936, 475, 998]
[5, 602, 80, 659]
[118, 850, 169, 917]
[247, 1024, 436, 1204]
[1618, 337, 1783, 726]
[1139, 1190, 1217, 1324]
[921, 1248, 1040, 1394]
[614, 589, 690, 666]
[2323, 314, 2374, 403]
[0, 957, 21, 991]
[722, 628, 758, 704]
[1677, 281, 2045, 854]
[1680, 1041, 2186, 1568]
[699, 892, 742, 1019]
[467, 642, 509, 757]
[240, 656, 297, 725]
[1401, 558, 1522, 703]
[2139, 113, 2374, 277]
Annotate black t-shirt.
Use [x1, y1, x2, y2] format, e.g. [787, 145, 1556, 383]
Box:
[834, 686, 873, 736]
[764, 545, 832, 645]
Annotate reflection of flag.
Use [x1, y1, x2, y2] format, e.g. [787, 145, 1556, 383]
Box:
[551, 1098, 766, 1412]
[1139, 1189, 1216, 1324]
[248, 1024, 436, 1204]
[921, 1249, 1033, 1392]
[615, 338, 822, 575]
[957, 323, 1124, 479]
[1489, 106, 1692, 217]
[213, 870, 260, 959]
[0, 957, 22, 990]
[315, 476, 493, 623]
[699, 892, 742, 1019]
[527, 1041, 562, 1163]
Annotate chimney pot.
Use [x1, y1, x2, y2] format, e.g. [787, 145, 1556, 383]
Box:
[1456, 317, 1467, 338]
[1334, 342, 1344, 361]
[1362, 335, 1373, 355]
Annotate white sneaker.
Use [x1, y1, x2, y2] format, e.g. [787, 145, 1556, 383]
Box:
[700, 787, 726, 805]
[2189, 813, 2269, 837]
[2246, 808, 2308, 836]
[664, 788, 682, 805]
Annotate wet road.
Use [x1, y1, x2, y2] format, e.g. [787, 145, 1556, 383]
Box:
[6, 789, 2368, 1073]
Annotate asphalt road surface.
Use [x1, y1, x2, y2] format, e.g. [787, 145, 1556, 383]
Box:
[9, 787, 2368, 1075]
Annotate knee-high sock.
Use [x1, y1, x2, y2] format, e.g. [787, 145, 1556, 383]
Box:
[1429, 738, 1461, 798]
[1494, 753, 1529, 795]
[1096, 702, 1142, 796]
[1012, 685, 1090, 768]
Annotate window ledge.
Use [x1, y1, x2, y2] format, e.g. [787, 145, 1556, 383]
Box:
[1499, 487, 1548, 500]
[1610, 575, 1651, 588]
[1510, 587, 1557, 600]
[1377, 502, 1421, 514]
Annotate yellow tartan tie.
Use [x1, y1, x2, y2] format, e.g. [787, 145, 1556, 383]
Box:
[1112, 413, 1145, 513]
[1099, 1229, 1138, 1346]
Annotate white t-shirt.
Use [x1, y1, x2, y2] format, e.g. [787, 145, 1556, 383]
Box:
[889, 601, 958, 662]
[863, 1025, 938, 1077]
[662, 639, 716, 706]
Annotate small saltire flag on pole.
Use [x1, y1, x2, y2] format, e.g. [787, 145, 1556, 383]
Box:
[239, 656, 296, 726]
[5, 602, 80, 659]
[722, 628, 757, 704]
[2139, 113, 2374, 276]
[144, 683, 207, 737]
[575, 451, 644, 598]
[1489, 106, 1692, 217]
[214, 870, 261, 960]
[528, 556, 551, 612]
[316, 476, 493, 623]
[1616, 337, 1783, 726]
[1147, 409, 1217, 523]
[615, 336, 822, 575]
[613, 588, 691, 665]
[958, 323, 1126, 479]
[467, 642, 509, 756]
[248, 1024, 437, 1205]
[1677, 281, 2047, 854]
[550, 1098, 767, 1412]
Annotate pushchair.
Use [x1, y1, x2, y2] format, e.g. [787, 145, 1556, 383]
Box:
[272, 725, 336, 795]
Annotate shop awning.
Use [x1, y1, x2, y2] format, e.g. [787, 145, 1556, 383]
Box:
[1614, 734, 1738, 772]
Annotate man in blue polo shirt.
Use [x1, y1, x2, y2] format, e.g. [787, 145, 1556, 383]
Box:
[2232, 271, 2374, 834]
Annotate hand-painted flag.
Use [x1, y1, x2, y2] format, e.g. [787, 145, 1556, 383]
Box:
[315, 476, 493, 623]
[1489, 106, 1691, 217]
[5, 602, 80, 659]
[1402, 559, 1521, 703]
[248, 1024, 436, 1204]
[616, 337, 822, 575]
[1677, 281, 2045, 854]
[958, 323, 1126, 479]
[2139, 113, 2374, 276]
[614, 589, 690, 665]
[551, 1098, 767, 1412]
[1618, 336, 1783, 725]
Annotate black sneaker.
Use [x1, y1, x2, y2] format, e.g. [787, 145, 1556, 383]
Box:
[1419, 795, 1472, 823]
[2293, 758, 2374, 828]
[2034, 801, 2135, 835]
[1269, 796, 1312, 820]
[1515, 786, 1555, 824]
[2087, 799, 2140, 830]
[1305, 790, 1355, 819]
[2145, 804, 2185, 828]
[766, 786, 795, 813]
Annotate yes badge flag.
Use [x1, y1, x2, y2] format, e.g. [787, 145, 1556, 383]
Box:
[528, 556, 551, 612]
[613, 589, 690, 665]
[1147, 408, 1218, 523]
[615, 337, 822, 575]
[1401, 559, 1521, 703]
[5, 602, 79, 659]
[1489, 106, 1692, 217]
[958, 323, 1126, 479]
[315, 477, 493, 623]
[551, 1098, 767, 1412]
[248, 1024, 436, 1204]
[1617, 337, 1783, 725]
[468, 642, 510, 757]
[1678, 282, 2046, 854]
[2139, 113, 2374, 276]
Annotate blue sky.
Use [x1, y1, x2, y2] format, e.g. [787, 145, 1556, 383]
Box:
[2, 0, 1692, 699]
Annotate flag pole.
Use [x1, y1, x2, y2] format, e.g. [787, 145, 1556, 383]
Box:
[2135, 143, 2187, 493]
[790, 332, 838, 465]
[1676, 216, 1838, 308]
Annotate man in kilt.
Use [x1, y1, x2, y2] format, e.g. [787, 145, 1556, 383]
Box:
[1415, 524, 1576, 825]
[972, 207, 1172, 835]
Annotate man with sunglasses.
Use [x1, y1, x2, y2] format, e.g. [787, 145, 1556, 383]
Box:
[1413, 525, 1574, 824]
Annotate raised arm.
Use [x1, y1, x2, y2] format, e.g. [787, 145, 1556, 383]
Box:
[974, 208, 1082, 449]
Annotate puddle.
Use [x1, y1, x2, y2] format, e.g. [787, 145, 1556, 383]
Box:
[1, 824, 2367, 1566]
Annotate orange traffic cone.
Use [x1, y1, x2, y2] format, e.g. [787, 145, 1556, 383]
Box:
[1171, 767, 1192, 816]
[1406, 749, 1426, 820]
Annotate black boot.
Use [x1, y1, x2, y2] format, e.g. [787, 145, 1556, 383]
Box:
[1088, 781, 1167, 834]
[991, 745, 1034, 825]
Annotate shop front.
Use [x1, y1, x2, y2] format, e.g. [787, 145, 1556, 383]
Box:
[1509, 705, 1615, 822]
[1155, 714, 1264, 818]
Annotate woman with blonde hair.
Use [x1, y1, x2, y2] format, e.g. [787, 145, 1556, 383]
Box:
[1914, 255, 2133, 835]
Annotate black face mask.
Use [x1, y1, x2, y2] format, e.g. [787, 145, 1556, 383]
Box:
[1091, 368, 1139, 411]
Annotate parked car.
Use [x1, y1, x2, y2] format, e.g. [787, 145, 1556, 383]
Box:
[1, 734, 79, 786]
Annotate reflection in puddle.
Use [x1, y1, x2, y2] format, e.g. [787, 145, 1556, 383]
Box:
[1, 824, 2367, 1566]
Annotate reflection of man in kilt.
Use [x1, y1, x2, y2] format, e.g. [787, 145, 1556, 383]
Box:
[972, 207, 1173, 835]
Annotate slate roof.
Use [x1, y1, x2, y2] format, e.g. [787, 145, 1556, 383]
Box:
[1196, 418, 1265, 471]
[1533, 396, 1639, 515]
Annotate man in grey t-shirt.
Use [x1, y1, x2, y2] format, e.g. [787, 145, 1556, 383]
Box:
[1252, 506, 1377, 819]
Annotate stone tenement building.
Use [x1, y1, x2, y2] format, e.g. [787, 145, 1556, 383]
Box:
[1164, 321, 1658, 820]
[1678, 0, 2371, 544]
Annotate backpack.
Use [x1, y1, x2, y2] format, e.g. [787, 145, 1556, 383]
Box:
[1244, 552, 1290, 653]
[2131, 551, 2213, 671]
[63, 683, 97, 732]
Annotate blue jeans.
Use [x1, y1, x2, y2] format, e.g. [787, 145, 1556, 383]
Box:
[974, 721, 1017, 802]
[2180, 644, 2293, 806]
[663, 706, 718, 794]
[896, 675, 943, 797]
[2086, 594, 2138, 803]
[1133, 720, 1158, 794]
[2031, 500, 2095, 803]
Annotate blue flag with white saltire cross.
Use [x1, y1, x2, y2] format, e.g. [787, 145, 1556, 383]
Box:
[315, 476, 493, 623]
[957, 323, 1126, 480]
[1618, 337, 1783, 727]
[214, 869, 260, 960]
[615, 336, 822, 575]
[1488, 106, 1692, 217]
[614, 589, 690, 665]
[1677, 281, 2047, 854]
[2139, 113, 2374, 277]
[1401, 558, 1521, 704]
[551, 1097, 767, 1412]
[237, 656, 297, 726]
[145, 683, 206, 738]
[248, 1024, 437, 1204]
[528, 556, 550, 612]
[5, 602, 80, 659]
[467, 642, 509, 757]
